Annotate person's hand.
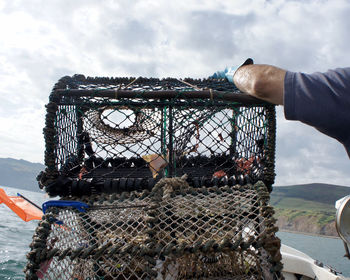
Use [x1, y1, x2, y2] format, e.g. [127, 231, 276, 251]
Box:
[210, 58, 254, 83]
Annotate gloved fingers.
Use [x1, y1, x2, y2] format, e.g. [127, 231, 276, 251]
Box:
[209, 58, 254, 83]
[241, 58, 254, 66]
[210, 70, 227, 79]
[225, 58, 254, 83]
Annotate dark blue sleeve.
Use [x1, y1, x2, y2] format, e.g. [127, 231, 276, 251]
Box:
[284, 68, 350, 157]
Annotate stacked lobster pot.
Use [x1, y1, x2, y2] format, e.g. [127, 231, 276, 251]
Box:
[25, 75, 282, 279]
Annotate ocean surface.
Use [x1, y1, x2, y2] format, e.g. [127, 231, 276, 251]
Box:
[0, 186, 349, 279]
[276, 231, 350, 277]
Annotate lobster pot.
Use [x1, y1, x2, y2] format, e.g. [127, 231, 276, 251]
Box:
[25, 181, 283, 280]
[38, 75, 276, 197]
[26, 75, 282, 279]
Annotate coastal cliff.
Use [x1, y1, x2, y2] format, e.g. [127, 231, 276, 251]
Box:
[274, 209, 337, 236]
[271, 183, 350, 237]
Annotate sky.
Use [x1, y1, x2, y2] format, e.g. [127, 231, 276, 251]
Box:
[0, 0, 349, 187]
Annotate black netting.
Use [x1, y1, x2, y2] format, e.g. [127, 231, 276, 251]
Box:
[38, 75, 276, 197]
[26, 181, 283, 280]
[25, 75, 282, 280]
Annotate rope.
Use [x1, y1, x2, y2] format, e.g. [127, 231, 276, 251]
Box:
[124, 77, 140, 89]
[176, 78, 202, 91]
[114, 77, 139, 99]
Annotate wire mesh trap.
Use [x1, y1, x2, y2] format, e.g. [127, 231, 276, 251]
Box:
[26, 75, 282, 279]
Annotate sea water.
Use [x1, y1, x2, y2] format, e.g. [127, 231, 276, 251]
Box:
[0, 186, 349, 279]
[277, 231, 350, 277]
[0, 186, 47, 279]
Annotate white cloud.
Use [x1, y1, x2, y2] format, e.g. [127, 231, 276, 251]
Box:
[0, 0, 349, 186]
[275, 107, 350, 186]
[0, 106, 45, 162]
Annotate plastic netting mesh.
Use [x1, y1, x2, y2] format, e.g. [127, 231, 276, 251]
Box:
[38, 75, 276, 197]
[26, 180, 282, 280]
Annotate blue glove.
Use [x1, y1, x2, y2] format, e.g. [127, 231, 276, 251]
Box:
[210, 58, 254, 83]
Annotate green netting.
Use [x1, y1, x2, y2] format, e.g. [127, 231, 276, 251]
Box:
[38, 75, 276, 197]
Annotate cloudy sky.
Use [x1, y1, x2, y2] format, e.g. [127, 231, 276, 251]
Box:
[0, 0, 349, 187]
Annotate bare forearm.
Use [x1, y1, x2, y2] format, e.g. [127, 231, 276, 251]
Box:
[233, 64, 287, 105]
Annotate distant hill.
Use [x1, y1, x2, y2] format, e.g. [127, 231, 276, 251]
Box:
[271, 183, 350, 236]
[0, 158, 44, 192]
[272, 183, 350, 208]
